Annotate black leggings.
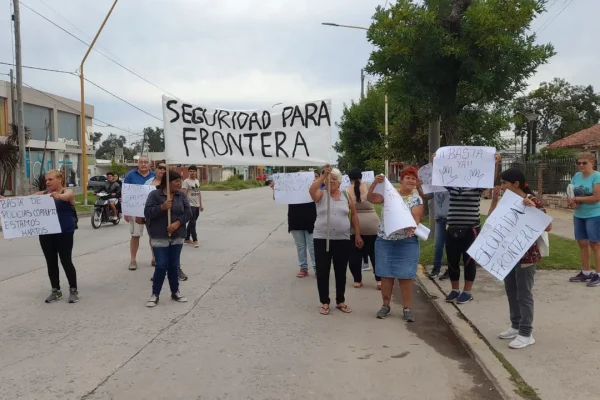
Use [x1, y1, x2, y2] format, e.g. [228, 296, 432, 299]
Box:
[314, 238, 351, 305]
[186, 206, 200, 241]
[349, 235, 380, 282]
[445, 227, 479, 282]
[39, 232, 77, 290]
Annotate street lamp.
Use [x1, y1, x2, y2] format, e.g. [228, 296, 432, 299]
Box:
[523, 110, 541, 156]
[321, 21, 389, 179]
[80, 0, 119, 205]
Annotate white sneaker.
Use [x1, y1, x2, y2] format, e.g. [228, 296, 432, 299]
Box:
[361, 262, 371, 271]
[509, 335, 535, 349]
[498, 327, 519, 339]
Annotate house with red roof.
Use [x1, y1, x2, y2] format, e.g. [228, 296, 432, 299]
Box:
[545, 124, 600, 153]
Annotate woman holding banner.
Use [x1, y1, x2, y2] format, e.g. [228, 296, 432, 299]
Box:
[346, 168, 381, 289]
[368, 167, 423, 322]
[309, 165, 363, 315]
[269, 171, 318, 278]
[144, 170, 191, 307]
[489, 168, 551, 349]
[33, 170, 79, 303]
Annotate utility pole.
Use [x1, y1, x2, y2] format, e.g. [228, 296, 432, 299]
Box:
[13, 0, 28, 195]
[80, 0, 119, 206]
[9, 70, 16, 124]
[428, 117, 441, 229]
[360, 69, 365, 100]
[384, 95, 389, 179]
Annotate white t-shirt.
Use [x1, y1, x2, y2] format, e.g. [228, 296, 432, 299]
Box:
[182, 178, 201, 208]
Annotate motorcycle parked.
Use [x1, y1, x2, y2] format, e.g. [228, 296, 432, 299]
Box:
[91, 192, 120, 229]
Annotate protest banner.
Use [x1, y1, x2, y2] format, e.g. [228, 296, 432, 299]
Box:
[467, 190, 553, 280]
[418, 164, 446, 194]
[432, 146, 496, 188]
[0, 195, 61, 239]
[121, 184, 155, 218]
[273, 172, 314, 204]
[162, 96, 332, 166]
[374, 177, 417, 236]
[340, 171, 375, 190]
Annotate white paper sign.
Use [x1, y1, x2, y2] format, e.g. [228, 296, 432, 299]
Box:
[415, 224, 431, 241]
[273, 172, 314, 204]
[122, 184, 155, 218]
[162, 96, 332, 166]
[374, 177, 417, 236]
[432, 146, 496, 188]
[0, 195, 61, 239]
[418, 164, 446, 194]
[340, 171, 375, 190]
[467, 190, 553, 280]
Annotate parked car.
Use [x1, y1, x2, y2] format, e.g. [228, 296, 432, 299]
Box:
[88, 175, 107, 191]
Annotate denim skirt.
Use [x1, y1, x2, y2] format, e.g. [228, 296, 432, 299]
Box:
[375, 236, 420, 279]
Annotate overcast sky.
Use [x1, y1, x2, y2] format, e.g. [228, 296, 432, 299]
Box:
[0, 0, 597, 147]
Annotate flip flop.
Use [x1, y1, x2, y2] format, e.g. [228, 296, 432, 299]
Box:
[336, 304, 352, 313]
[353, 282, 363, 288]
[320, 305, 330, 315]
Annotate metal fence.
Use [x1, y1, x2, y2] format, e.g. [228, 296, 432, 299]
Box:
[500, 158, 577, 195]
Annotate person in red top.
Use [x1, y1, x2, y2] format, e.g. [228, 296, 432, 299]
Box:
[488, 168, 552, 349]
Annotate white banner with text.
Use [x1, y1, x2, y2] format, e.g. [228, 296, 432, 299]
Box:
[340, 171, 375, 191]
[273, 172, 314, 204]
[162, 96, 332, 166]
[0, 195, 61, 239]
[432, 146, 496, 188]
[122, 184, 155, 218]
[418, 163, 446, 194]
[467, 190, 553, 280]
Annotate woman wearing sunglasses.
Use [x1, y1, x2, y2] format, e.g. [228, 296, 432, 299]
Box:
[568, 152, 600, 287]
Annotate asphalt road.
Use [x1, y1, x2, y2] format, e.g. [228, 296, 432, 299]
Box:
[0, 187, 502, 400]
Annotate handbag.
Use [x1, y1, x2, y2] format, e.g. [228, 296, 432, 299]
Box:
[537, 232, 549, 257]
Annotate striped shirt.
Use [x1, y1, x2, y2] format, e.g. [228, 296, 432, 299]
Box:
[446, 187, 483, 227]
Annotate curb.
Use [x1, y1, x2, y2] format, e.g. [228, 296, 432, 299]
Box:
[415, 265, 525, 400]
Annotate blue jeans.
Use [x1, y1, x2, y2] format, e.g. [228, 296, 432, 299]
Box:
[151, 244, 183, 296]
[290, 230, 316, 270]
[433, 218, 447, 268]
[574, 216, 600, 242]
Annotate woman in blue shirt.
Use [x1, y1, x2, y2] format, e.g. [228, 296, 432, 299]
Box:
[568, 152, 600, 287]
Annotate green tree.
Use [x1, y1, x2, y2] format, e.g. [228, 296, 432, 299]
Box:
[95, 133, 136, 161]
[366, 0, 555, 145]
[134, 127, 164, 154]
[91, 132, 103, 150]
[109, 158, 128, 178]
[512, 78, 600, 144]
[0, 123, 30, 195]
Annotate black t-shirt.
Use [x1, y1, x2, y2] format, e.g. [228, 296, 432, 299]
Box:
[288, 202, 317, 233]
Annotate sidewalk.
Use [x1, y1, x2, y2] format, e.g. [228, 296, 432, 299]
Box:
[480, 199, 574, 240]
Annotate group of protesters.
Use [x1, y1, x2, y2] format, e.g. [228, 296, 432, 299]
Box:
[270, 153, 560, 350]
[11, 146, 600, 351]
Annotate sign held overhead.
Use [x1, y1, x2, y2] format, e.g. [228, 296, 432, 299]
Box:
[162, 96, 332, 166]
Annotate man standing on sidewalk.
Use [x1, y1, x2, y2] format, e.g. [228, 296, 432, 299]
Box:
[123, 156, 155, 270]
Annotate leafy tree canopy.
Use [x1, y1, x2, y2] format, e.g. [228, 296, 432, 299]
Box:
[95, 133, 136, 161]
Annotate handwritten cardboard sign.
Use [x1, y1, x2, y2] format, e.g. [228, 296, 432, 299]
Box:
[467, 190, 553, 280]
[273, 172, 314, 204]
[122, 184, 155, 218]
[373, 177, 417, 236]
[0, 195, 61, 239]
[340, 171, 375, 190]
[432, 146, 496, 188]
[418, 164, 446, 194]
[163, 96, 332, 167]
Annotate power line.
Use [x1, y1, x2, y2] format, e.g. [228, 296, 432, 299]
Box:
[536, 0, 575, 34]
[0, 61, 162, 121]
[19, 1, 180, 100]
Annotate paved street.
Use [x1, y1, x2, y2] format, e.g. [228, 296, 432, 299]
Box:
[1, 187, 501, 400]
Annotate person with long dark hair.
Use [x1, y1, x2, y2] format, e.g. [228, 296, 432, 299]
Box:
[489, 168, 551, 349]
[182, 165, 203, 248]
[144, 171, 191, 307]
[345, 168, 381, 289]
[269, 171, 318, 278]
